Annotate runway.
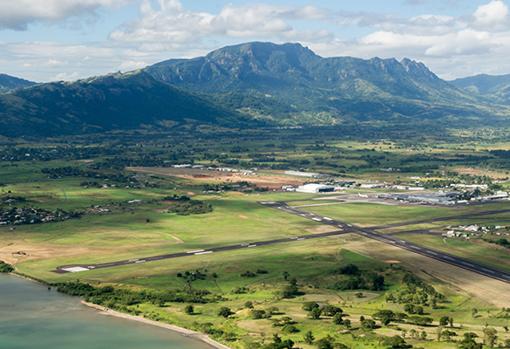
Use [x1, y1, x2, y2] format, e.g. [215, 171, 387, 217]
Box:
[54, 229, 349, 273]
[260, 201, 510, 283]
[54, 201, 510, 283]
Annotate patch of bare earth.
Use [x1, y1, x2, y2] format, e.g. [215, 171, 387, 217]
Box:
[453, 166, 509, 180]
[0, 242, 91, 265]
[128, 167, 306, 190]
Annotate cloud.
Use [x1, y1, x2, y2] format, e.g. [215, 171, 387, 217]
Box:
[359, 29, 495, 57]
[473, 0, 509, 27]
[118, 60, 148, 71]
[110, 0, 331, 47]
[0, 0, 130, 30]
[4, 0, 510, 82]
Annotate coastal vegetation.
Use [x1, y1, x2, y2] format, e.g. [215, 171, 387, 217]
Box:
[1, 129, 510, 348]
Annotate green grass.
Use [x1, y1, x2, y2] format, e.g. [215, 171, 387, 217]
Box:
[303, 202, 454, 227]
[3, 138, 510, 348]
[397, 233, 510, 273]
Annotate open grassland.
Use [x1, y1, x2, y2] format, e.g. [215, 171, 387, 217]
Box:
[4, 133, 510, 348]
[302, 202, 456, 227]
[395, 233, 510, 274]
[1, 192, 327, 279]
[46, 239, 510, 349]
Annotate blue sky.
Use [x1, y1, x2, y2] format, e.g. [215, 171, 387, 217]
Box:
[1, 0, 509, 81]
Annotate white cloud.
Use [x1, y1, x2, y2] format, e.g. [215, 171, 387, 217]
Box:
[473, 0, 509, 27]
[118, 60, 147, 71]
[0, 0, 130, 30]
[110, 0, 328, 46]
[4, 0, 510, 81]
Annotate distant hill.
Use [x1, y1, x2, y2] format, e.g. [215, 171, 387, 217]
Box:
[0, 71, 245, 137]
[451, 74, 510, 105]
[1, 42, 509, 138]
[146, 42, 502, 125]
[0, 73, 35, 93]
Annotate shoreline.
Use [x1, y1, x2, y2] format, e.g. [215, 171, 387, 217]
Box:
[81, 301, 232, 349]
[5, 272, 231, 349]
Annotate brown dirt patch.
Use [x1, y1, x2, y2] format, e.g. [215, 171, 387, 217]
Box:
[128, 167, 306, 190]
[453, 166, 509, 180]
[0, 242, 91, 265]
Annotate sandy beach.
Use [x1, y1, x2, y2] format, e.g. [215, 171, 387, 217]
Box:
[81, 301, 232, 349]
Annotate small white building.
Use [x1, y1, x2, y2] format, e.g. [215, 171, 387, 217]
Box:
[296, 183, 335, 193]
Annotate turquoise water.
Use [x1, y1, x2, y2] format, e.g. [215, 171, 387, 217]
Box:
[0, 274, 212, 349]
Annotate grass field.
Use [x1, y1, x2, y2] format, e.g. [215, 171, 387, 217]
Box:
[3, 135, 510, 349]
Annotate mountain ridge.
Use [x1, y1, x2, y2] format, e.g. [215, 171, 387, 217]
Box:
[451, 73, 510, 105]
[145, 42, 493, 124]
[0, 73, 35, 93]
[0, 71, 246, 137]
[0, 41, 509, 137]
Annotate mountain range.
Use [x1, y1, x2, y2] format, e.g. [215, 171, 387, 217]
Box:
[0, 71, 244, 137]
[0, 73, 35, 93]
[451, 74, 510, 105]
[1, 42, 510, 137]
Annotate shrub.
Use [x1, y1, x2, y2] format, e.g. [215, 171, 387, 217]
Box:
[251, 309, 268, 319]
[218, 307, 234, 318]
[184, 305, 194, 315]
[0, 261, 14, 273]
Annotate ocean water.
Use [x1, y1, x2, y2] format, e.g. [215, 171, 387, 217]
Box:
[0, 274, 212, 349]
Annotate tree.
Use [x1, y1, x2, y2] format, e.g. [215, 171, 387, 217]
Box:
[321, 305, 342, 316]
[459, 333, 482, 349]
[303, 302, 320, 311]
[439, 316, 449, 326]
[251, 309, 267, 319]
[333, 312, 345, 325]
[265, 334, 295, 349]
[282, 278, 301, 299]
[184, 304, 194, 315]
[218, 307, 233, 318]
[309, 307, 322, 320]
[483, 327, 497, 348]
[383, 336, 412, 349]
[304, 331, 315, 345]
[339, 264, 359, 275]
[316, 337, 334, 349]
[373, 310, 396, 326]
[361, 319, 377, 330]
[440, 329, 457, 342]
[448, 317, 454, 327]
[371, 274, 385, 291]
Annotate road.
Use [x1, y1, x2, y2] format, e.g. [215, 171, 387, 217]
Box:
[54, 230, 349, 273]
[259, 201, 510, 284]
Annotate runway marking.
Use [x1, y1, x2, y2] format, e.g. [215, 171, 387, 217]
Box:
[269, 203, 510, 284]
[194, 251, 213, 255]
